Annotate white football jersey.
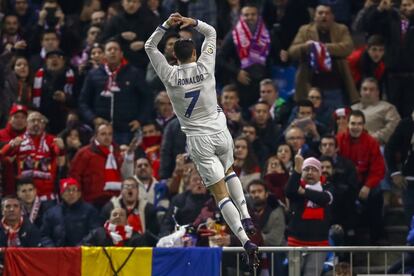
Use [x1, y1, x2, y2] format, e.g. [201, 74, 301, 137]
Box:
[145, 20, 226, 136]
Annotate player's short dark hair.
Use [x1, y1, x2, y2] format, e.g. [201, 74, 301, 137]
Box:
[247, 179, 268, 193]
[174, 38, 195, 62]
[297, 99, 315, 112]
[349, 109, 366, 124]
[367, 35, 385, 48]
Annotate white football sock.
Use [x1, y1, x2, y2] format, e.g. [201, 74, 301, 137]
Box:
[218, 197, 249, 246]
[225, 173, 251, 219]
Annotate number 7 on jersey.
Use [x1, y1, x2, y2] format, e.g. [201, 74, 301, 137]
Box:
[184, 90, 200, 118]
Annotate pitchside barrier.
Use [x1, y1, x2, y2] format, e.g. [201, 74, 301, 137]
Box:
[1, 246, 414, 275]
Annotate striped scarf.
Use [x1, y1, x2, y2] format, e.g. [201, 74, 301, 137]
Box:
[232, 17, 270, 69]
[101, 58, 128, 97]
[104, 222, 133, 246]
[32, 68, 75, 107]
[1, 217, 23, 247]
[95, 140, 122, 191]
[309, 42, 332, 73]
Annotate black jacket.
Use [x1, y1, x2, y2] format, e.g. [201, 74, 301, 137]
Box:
[159, 117, 186, 179]
[385, 116, 414, 177]
[285, 172, 333, 243]
[101, 198, 160, 246]
[0, 218, 42, 247]
[79, 64, 152, 133]
[101, 9, 158, 70]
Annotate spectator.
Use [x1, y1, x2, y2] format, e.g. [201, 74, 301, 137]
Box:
[247, 179, 286, 274]
[29, 30, 60, 71]
[216, 0, 242, 42]
[70, 123, 124, 208]
[0, 196, 41, 247]
[166, 155, 195, 197]
[347, 35, 386, 89]
[90, 10, 106, 26]
[289, 100, 328, 147]
[285, 155, 334, 276]
[71, 24, 102, 68]
[241, 123, 269, 167]
[220, 84, 244, 138]
[101, 0, 158, 70]
[16, 177, 47, 228]
[0, 14, 27, 56]
[351, 77, 401, 146]
[160, 169, 211, 236]
[146, 0, 167, 24]
[145, 32, 178, 93]
[288, 4, 358, 109]
[0, 104, 27, 196]
[101, 177, 159, 246]
[82, 207, 146, 246]
[1, 56, 33, 127]
[154, 91, 174, 130]
[33, 49, 76, 135]
[2, 111, 65, 201]
[41, 178, 100, 246]
[263, 155, 289, 208]
[285, 126, 316, 159]
[217, 3, 271, 113]
[337, 110, 386, 244]
[78, 39, 151, 145]
[250, 100, 281, 160]
[259, 78, 290, 128]
[233, 136, 261, 190]
[385, 110, 414, 226]
[159, 117, 186, 180]
[276, 143, 294, 173]
[132, 157, 169, 220]
[12, 0, 38, 33]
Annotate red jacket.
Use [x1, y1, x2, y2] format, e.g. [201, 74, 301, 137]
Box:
[337, 130, 385, 188]
[0, 124, 26, 195]
[69, 143, 122, 206]
[1, 132, 61, 197]
[347, 47, 385, 85]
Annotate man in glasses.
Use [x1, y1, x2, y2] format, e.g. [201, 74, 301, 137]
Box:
[145, 13, 259, 269]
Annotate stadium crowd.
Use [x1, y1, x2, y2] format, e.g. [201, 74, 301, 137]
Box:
[0, 0, 414, 274]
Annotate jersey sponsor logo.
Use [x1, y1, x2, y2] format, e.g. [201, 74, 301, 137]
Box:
[177, 74, 204, 86]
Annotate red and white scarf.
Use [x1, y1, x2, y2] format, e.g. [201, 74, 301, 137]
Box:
[232, 16, 270, 69]
[300, 177, 332, 220]
[28, 197, 41, 224]
[18, 132, 52, 180]
[104, 221, 133, 246]
[101, 58, 128, 97]
[32, 68, 75, 107]
[309, 42, 332, 73]
[1, 217, 23, 247]
[95, 140, 122, 191]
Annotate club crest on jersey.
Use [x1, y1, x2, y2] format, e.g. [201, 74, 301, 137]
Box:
[177, 74, 204, 86]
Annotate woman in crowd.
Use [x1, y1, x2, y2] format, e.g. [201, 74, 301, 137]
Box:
[233, 136, 261, 190]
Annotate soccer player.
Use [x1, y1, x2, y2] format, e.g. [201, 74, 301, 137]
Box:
[145, 13, 259, 268]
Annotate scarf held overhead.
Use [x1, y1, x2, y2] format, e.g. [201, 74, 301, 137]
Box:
[232, 17, 270, 69]
[32, 68, 75, 107]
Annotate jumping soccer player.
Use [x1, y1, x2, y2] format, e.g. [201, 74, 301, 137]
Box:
[145, 13, 259, 268]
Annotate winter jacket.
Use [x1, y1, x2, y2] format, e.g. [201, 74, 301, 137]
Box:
[337, 130, 385, 188]
[69, 142, 123, 205]
[41, 200, 100, 247]
[78, 63, 152, 133]
[385, 114, 414, 178]
[285, 172, 333, 245]
[347, 47, 385, 87]
[0, 218, 42, 247]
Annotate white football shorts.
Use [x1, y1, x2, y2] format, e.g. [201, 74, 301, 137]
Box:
[186, 129, 234, 187]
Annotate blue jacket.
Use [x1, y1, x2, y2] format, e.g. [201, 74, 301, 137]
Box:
[41, 200, 101, 247]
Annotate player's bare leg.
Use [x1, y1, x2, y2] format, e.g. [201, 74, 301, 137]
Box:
[208, 180, 259, 269]
[224, 166, 256, 235]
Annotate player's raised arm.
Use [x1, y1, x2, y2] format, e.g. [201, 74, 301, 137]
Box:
[145, 13, 181, 81]
[179, 17, 217, 70]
